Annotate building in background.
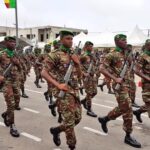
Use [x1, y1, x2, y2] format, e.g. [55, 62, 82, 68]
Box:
[0, 25, 88, 43]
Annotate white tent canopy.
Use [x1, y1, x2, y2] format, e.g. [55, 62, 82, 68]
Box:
[128, 25, 147, 46]
[94, 31, 115, 47]
[0, 36, 5, 42]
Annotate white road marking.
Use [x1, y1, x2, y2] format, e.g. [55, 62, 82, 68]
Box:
[21, 132, 42, 142]
[116, 118, 136, 124]
[134, 126, 142, 130]
[23, 108, 40, 114]
[0, 122, 5, 127]
[93, 103, 113, 109]
[25, 89, 43, 94]
[105, 100, 116, 104]
[83, 127, 108, 136]
[142, 114, 148, 118]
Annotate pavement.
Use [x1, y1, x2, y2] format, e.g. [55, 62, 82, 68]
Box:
[0, 70, 150, 150]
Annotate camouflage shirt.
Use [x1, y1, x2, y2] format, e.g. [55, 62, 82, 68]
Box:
[137, 51, 150, 83]
[80, 51, 97, 76]
[44, 48, 79, 97]
[0, 49, 20, 82]
[102, 48, 131, 88]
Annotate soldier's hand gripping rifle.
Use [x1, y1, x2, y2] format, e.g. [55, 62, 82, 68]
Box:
[115, 52, 132, 91]
[130, 52, 139, 72]
[84, 52, 96, 82]
[58, 41, 81, 98]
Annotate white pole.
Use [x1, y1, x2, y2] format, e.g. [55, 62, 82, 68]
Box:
[15, 0, 19, 48]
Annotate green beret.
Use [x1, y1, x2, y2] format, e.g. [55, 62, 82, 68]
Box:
[84, 41, 94, 46]
[114, 34, 127, 41]
[4, 36, 16, 42]
[59, 30, 74, 38]
[53, 40, 59, 46]
[145, 39, 150, 44]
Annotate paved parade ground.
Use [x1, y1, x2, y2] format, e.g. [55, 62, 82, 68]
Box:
[0, 70, 150, 150]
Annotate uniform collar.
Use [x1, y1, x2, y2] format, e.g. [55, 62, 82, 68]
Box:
[4, 48, 14, 58]
[60, 45, 71, 54]
[144, 50, 150, 56]
[115, 47, 123, 52]
[85, 50, 91, 56]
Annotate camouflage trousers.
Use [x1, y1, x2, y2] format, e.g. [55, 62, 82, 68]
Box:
[56, 93, 82, 147]
[34, 68, 41, 81]
[84, 76, 97, 107]
[139, 82, 150, 117]
[129, 80, 136, 103]
[3, 80, 20, 124]
[107, 86, 133, 133]
[20, 72, 26, 90]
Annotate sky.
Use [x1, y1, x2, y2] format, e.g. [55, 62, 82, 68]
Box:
[0, 0, 150, 32]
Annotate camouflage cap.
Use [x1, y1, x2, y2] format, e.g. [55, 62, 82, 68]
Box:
[59, 30, 74, 38]
[4, 36, 16, 42]
[145, 39, 150, 44]
[114, 34, 127, 41]
[84, 41, 94, 46]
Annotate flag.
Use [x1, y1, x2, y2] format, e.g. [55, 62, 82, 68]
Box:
[4, 0, 16, 9]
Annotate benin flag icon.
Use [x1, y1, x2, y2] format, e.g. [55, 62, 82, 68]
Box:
[4, 0, 16, 8]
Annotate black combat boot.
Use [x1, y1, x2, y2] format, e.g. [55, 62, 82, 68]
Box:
[50, 127, 61, 146]
[69, 145, 76, 150]
[124, 133, 141, 148]
[49, 94, 53, 104]
[49, 104, 57, 117]
[98, 116, 110, 133]
[81, 98, 87, 110]
[132, 102, 140, 108]
[98, 82, 105, 91]
[44, 91, 49, 101]
[34, 79, 42, 88]
[58, 113, 63, 123]
[108, 89, 114, 94]
[87, 106, 97, 118]
[40, 78, 45, 83]
[10, 124, 20, 137]
[133, 110, 143, 123]
[21, 87, 29, 98]
[22, 93, 29, 98]
[1, 112, 10, 127]
[15, 106, 21, 111]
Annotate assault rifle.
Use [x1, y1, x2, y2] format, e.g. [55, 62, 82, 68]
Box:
[58, 41, 81, 98]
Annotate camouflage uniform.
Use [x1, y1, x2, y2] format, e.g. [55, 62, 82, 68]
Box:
[80, 52, 97, 110]
[34, 55, 44, 88]
[44, 47, 82, 147]
[19, 56, 28, 97]
[102, 48, 133, 133]
[136, 51, 150, 116]
[129, 70, 136, 103]
[99, 51, 114, 94]
[0, 49, 20, 124]
[33, 48, 43, 87]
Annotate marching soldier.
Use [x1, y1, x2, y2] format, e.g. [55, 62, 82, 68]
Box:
[34, 48, 43, 88]
[41, 31, 82, 150]
[98, 34, 141, 148]
[127, 44, 139, 108]
[133, 39, 150, 122]
[0, 36, 20, 137]
[80, 41, 97, 117]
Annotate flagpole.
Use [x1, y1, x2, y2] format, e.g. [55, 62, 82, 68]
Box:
[15, 0, 19, 48]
